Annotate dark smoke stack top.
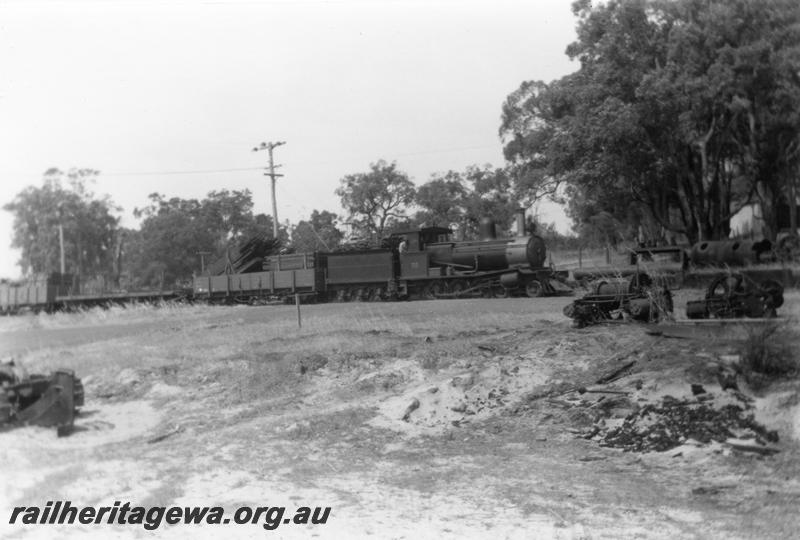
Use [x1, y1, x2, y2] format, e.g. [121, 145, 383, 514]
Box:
[516, 208, 526, 236]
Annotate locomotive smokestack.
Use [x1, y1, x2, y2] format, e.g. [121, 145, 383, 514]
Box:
[516, 208, 526, 236]
[479, 217, 497, 240]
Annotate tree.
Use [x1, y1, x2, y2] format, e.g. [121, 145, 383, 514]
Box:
[290, 210, 344, 252]
[335, 160, 416, 241]
[413, 165, 521, 239]
[237, 213, 289, 248]
[130, 194, 215, 286]
[501, 0, 800, 243]
[460, 165, 519, 238]
[128, 189, 283, 286]
[414, 172, 468, 228]
[3, 168, 120, 277]
[201, 189, 258, 248]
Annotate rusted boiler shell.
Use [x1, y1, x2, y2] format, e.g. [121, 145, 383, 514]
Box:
[690, 239, 772, 266]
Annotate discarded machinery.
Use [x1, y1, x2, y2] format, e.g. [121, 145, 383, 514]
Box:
[563, 273, 673, 327]
[0, 361, 84, 436]
[686, 273, 784, 319]
[689, 239, 773, 267]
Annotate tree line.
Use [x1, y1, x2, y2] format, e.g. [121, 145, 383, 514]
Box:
[3, 161, 561, 288]
[5, 0, 799, 286]
[501, 0, 800, 244]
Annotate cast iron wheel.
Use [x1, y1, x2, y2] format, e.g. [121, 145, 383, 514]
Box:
[628, 272, 652, 293]
[423, 282, 444, 300]
[449, 281, 466, 298]
[351, 288, 367, 302]
[480, 282, 494, 298]
[525, 280, 544, 298]
[706, 274, 743, 300]
[492, 284, 510, 298]
[759, 279, 784, 309]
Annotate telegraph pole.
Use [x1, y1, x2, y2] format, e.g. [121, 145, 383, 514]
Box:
[252, 141, 286, 238]
[56, 203, 66, 275]
[58, 224, 65, 274]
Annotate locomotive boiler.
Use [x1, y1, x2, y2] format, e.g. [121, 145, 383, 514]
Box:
[425, 217, 547, 272]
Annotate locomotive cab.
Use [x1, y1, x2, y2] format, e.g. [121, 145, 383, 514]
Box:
[390, 227, 452, 279]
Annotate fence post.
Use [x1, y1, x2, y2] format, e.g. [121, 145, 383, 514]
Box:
[295, 293, 301, 328]
[578, 246, 583, 269]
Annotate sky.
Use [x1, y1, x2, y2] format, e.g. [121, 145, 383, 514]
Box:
[0, 0, 579, 279]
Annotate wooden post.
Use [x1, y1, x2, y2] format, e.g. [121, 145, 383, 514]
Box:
[605, 245, 611, 264]
[295, 293, 301, 328]
[578, 246, 583, 269]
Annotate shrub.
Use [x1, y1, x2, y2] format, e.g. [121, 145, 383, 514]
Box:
[738, 324, 799, 389]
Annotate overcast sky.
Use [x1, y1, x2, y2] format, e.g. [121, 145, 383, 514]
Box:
[0, 0, 578, 278]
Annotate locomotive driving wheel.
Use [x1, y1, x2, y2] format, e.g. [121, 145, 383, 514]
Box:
[491, 284, 509, 298]
[423, 282, 444, 300]
[480, 281, 494, 298]
[525, 280, 544, 298]
[449, 281, 466, 298]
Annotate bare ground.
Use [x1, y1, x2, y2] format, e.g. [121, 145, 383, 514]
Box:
[1, 294, 799, 539]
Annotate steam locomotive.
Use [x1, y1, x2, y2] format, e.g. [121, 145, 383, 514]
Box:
[193, 210, 568, 303]
[0, 211, 567, 313]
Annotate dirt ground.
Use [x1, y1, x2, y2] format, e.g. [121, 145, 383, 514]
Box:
[0, 292, 799, 539]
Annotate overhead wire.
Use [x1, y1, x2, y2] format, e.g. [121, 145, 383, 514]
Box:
[95, 143, 502, 178]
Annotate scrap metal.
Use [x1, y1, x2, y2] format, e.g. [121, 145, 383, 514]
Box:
[0, 361, 84, 436]
[563, 273, 673, 327]
[686, 273, 784, 319]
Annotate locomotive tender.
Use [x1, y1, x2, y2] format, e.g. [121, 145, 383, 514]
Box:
[193, 210, 567, 303]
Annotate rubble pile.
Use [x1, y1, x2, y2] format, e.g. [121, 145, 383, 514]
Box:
[597, 396, 778, 452]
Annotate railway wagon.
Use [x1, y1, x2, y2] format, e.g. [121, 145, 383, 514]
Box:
[192, 252, 321, 303]
[0, 273, 73, 314]
[0, 273, 182, 314]
[192, 250, 400, 303]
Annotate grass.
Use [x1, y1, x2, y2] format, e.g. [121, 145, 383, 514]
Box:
[4, 298, 567, 412]
[7, 291, 797, 405]
[0, 301, 211, 333]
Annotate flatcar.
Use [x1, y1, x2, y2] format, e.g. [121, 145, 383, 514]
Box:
[0, 273, 184, 315]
